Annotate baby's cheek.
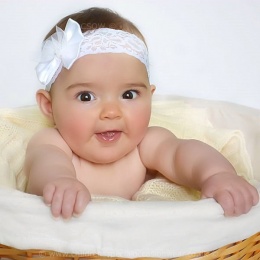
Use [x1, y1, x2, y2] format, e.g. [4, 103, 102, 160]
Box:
[58, 119, 86, 143]
[132, 113, 151, 141]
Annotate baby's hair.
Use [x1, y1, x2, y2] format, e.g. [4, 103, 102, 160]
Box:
[44, 7, 147, 45]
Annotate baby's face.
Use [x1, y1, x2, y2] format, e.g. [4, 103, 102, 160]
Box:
[50, 53, 155, 163]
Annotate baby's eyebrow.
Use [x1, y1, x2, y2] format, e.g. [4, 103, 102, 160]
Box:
[66, 83, 93, 90]
[125, 83, 148, 89]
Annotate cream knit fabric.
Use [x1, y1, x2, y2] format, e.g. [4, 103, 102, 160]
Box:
[0, 106, 52, 191]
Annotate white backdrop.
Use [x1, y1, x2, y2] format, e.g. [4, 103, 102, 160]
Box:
[1, 0, 260, 109]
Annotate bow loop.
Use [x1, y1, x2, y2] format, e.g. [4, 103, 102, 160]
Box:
[36, 18, 84, 88]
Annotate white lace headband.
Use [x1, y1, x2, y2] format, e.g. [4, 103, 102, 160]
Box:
[36, 18, 149, 91]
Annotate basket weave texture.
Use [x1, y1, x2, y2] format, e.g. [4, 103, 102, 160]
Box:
[0, 232, 259, 260]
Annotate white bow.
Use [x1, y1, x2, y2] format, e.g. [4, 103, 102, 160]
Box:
[36, 18, 84, 88]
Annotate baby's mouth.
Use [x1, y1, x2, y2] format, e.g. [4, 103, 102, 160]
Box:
[96, 131, 122, 142]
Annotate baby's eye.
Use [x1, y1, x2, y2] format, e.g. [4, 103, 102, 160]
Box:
[77, 92, 95, 102]
[122, 90, 139, 99]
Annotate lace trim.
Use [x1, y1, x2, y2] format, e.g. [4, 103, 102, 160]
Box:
[79, 28, 149, 71]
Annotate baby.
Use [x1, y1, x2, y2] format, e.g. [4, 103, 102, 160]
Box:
[25, 7, 259, 219]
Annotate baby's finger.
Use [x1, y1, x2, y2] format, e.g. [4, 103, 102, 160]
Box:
[233, 185, 259, 215]
[231, 190, 248, 216]
[61, 189, 77, 219]
[50, 188, 64, 218]
[214, 191, 235, 216]
[43, 183, 56, 206]
[252, 186, 259, 206]
[73, 189, 91, 217]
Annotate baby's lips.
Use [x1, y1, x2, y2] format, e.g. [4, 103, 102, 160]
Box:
[96, 131, 122, 142]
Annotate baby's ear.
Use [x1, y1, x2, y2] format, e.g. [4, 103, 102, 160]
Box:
[36, 89, 54, 122]
[150, 84, 156, 94]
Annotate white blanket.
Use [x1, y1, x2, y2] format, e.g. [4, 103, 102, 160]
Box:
[0, 187, 259, 258]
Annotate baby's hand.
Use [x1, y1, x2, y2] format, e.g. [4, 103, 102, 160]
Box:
[43, 177, 91, 219]
[201, 172, 259, 216]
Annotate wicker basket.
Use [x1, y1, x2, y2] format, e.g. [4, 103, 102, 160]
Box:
[0, 232, 259, 260]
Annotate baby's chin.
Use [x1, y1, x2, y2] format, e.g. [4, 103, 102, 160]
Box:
[82, 150, 130, 165]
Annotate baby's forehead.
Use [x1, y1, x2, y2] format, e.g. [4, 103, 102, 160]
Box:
[74, 54, 147, 77]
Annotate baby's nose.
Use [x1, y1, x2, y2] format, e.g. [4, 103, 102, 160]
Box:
[100, 101, 122, 119]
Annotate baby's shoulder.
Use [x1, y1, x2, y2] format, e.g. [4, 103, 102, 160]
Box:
[143, 126, 178, 141]
[30, 127, 61, 142]
[28, 127, 71, 154]
[139, 126, 179, 155]
[138, 126, 180, 171]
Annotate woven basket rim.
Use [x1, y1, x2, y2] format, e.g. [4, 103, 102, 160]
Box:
[0, 232, 260, 260]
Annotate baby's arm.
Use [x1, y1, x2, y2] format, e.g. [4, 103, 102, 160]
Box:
[139, 126, 259, 216]
[24, 128, 91, 219]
